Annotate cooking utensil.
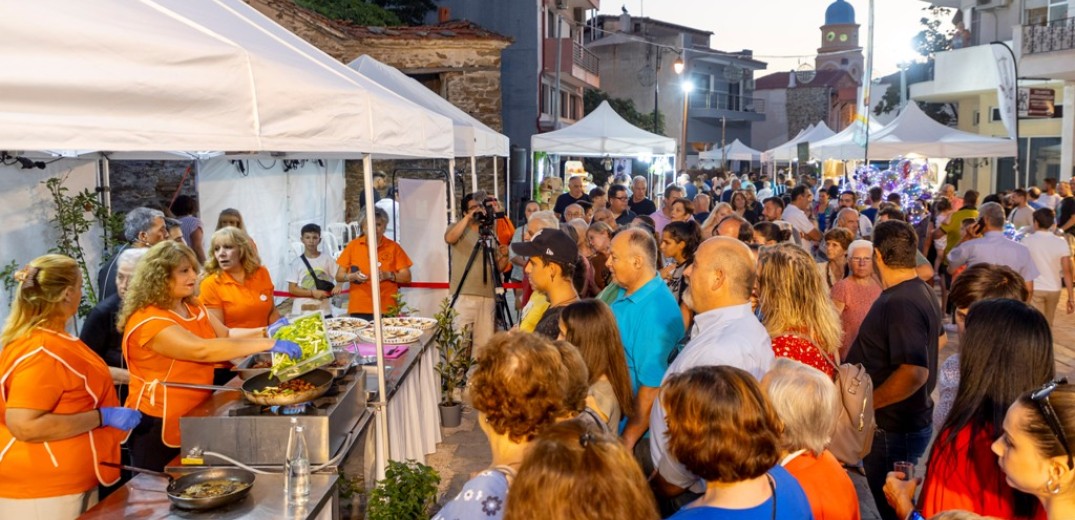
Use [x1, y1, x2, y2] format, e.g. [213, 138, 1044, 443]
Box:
[102, 462, 256, 511]
[161, 368, 334, 406]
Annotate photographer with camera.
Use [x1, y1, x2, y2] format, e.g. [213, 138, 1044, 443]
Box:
[446, 192, 511, 354]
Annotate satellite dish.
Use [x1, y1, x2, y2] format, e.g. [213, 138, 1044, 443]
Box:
[795, 63, 816, 84]
[724, 65, 743, 83]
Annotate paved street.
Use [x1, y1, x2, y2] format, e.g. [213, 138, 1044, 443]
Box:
[1049, 292, 1075, 377]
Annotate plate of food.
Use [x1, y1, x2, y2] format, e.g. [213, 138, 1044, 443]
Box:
[326, 330, 358, 348]
[381, 316, 437, 330]
[358, 326, 423, 345]
[325, 317, 370, 333]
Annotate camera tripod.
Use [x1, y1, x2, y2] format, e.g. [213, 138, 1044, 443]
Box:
[448, 225, 515, 331]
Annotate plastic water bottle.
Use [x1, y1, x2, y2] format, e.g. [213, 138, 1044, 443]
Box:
[285, 418, 310, 505]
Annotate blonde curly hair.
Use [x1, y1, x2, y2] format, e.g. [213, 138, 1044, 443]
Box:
[117, 241, 200, 331]
[757, 243, 843, 356]
[203, 227, 260, 277]
[1, 255, 80, 346]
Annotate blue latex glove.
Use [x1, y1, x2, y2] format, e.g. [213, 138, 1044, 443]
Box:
[100, 407, 142, 431]
[267, 316, 289, 338]
[270, 340, 303, 360]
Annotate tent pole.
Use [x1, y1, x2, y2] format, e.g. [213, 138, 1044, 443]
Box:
[493, 157, 499, 201]
[505, 155, 511, 218]
[470, 156, 479, 193]
[448, 159, 457, 220]
[101, 156, 112, 213]
[364, 154, 389, 481]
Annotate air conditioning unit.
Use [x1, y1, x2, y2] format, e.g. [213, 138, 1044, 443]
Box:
[976, 0, 1010, 10]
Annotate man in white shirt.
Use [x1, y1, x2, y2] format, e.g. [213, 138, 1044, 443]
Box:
[1039, 178, 1061, 210]
[649, 237, 773, 502]
[1022, 207, 1075, 325]
[783, 185, 822, 253]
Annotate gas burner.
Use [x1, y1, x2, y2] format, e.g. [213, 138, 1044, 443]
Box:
[272, 403, 310, 415]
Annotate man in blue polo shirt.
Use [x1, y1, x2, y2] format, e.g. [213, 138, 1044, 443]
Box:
[606, 227, 684, 452]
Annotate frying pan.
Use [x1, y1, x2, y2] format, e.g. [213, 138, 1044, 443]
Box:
[161, 368, 334, 406]
[102, 462, 255, 511]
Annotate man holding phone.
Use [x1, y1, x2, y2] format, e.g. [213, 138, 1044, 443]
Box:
[946, 202, 1038, 296]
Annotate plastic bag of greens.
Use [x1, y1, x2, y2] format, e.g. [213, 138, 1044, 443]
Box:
[269, 312, 334, 381]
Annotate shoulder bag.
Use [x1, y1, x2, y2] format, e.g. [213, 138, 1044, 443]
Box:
[819, 347, 876, 465]
[300, 255, 336, 293]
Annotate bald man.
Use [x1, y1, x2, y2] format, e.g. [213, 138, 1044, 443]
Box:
[606, 228, 685, 453]
[649, 237, 774, 499]
[716, 214, 754, 244]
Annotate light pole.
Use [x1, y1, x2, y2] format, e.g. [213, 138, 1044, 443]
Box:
[990, 40, 1023, 189]
[677, 56, 689, 171]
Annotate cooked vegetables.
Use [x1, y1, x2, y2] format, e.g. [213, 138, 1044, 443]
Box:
[252, 378, 317, 396]
[176, 479, 250, 499]
[269, 313, 332, 380]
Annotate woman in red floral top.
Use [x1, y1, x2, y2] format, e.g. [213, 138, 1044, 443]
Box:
[756, 244, 844, 378]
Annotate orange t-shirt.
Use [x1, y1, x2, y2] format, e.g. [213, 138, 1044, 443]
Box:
[123, 302, 217, 447]
[496, 218, 515, 247]
[336, 235, 413, 314]
[199, 266, 276, 328]
[0, 328, 125, 498]
[783, 449, 861, 520]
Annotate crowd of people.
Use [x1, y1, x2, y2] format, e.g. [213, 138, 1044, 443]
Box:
[438, 170, 1075, 520]
[7, 168, 1075, 520]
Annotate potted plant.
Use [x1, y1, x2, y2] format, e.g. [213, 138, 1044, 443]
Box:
[433, 298, 474, 428]
[366, 460, 440, 520]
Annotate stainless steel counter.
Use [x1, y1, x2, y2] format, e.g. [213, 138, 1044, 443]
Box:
[80, 470, 338, 520]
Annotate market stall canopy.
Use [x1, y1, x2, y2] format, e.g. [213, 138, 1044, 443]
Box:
[348, 55, 508, 158]
[865, 102, 1015, 159]
[698, 139, 763, 162]
[762, 121, 835, 162]
[530, 101, 676, 157]
[810, 119, 887, 160]
[0, 0, 453, 159]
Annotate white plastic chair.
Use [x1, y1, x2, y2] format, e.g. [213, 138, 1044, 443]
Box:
[321, 230, 343, 259]
[326, 222, 350, 244]
[347, 221, 361, 242]
[290, 241, 304, 258]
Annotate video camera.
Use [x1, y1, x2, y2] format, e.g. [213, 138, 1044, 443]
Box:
[472, 190, 506, 231]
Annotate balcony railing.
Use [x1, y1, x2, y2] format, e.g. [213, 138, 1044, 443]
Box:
[1023, 16, 1075, 54]
[573, 41, 599, 76]
[688, 91, 765, 113]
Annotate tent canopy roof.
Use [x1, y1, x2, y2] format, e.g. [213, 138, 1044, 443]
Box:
[762, 121, 835, 162]
[0, 0, 454, 159]
[530, 101, 676, 157]
[866, 103, 1015, 159]
[698, 139, 762, 161]
[810, 119, 886, 160]
[349, 55, 507, 158]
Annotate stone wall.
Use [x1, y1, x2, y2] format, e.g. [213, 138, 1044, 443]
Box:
[344, 157, 505, 222]
[786, 88, 830, 139]
[108, 160, 198, 215]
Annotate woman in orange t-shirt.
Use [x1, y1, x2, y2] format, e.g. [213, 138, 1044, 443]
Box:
[0, 255, 141, 519]
[199, 227, 279, 385]
[119, 241, 300, 471]
[335, 207, 413, 319]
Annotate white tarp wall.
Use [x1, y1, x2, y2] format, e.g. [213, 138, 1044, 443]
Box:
[197, 158, 345, 294]
[396, 178, 449, 319]
[0, 160, 103, 326]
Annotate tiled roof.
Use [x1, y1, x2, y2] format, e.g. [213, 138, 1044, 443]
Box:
[337, 19, 512, 42]
[755, 69, 856, 90]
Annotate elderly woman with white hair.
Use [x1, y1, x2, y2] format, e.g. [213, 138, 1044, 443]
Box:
[831, 239, 882, 358]
[80, 248, 151, 389]
[763, 358, 862, 519]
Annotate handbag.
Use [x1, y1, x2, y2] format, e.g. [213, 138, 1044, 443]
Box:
[818, 347, 877, 465]
[300, 255, 335, 293]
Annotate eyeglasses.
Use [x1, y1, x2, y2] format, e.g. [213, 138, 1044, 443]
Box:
[850, 257, 872, 264]
[1031, 377, 1074, 469]
[612, 196, 628, 200]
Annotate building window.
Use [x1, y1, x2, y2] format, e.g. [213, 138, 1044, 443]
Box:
[560, 91, 569, 118]
[541, 84, 551, 116]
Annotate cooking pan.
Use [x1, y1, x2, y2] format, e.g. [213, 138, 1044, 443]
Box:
[162, 368, 334, 406]
[102, 462, 255, 511]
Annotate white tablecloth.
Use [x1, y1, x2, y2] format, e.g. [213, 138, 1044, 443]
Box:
[386, 344, 442, 463]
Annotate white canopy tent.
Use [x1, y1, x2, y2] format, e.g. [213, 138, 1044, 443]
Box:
[761, 121, 836, 162]
[531, 101, 677, 157]
[0, 0, 458, 480]
[698, 139, 763, 162]
[865, 103, 1016, 159]
[810, 119, 887, 160]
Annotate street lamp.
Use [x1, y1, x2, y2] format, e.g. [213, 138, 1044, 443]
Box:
[678, 61, 690, 172]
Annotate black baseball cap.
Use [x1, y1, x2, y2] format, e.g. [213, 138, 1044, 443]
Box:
[510, 229, 578, 265]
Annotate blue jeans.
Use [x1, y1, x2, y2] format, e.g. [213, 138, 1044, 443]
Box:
[863, 425, 932, 520]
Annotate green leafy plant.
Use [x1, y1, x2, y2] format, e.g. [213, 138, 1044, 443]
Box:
[294, 0, 401, 26]
[366, 459, 440, 520]
[384, 291, 415, 318]
[336, 466, 364, 500]
[44, 175, 124, 317]
[0, 259, 20, 300]
[432, 297, 474, 406]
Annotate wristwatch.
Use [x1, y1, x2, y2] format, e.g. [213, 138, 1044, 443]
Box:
[907, 510, 925, 520]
